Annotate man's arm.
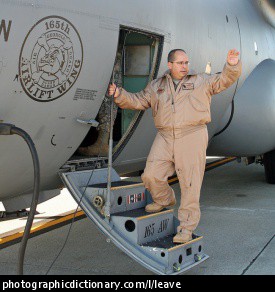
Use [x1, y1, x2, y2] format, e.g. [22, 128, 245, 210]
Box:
[207, 49, 242, 95]
[108, 83, 152, 110]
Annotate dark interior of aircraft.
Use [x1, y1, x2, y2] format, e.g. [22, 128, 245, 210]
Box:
[77, 27, 163, 156]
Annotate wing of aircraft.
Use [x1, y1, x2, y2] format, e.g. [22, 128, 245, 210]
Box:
[0, 0, 274, 213]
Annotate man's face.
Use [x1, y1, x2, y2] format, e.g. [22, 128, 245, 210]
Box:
[168, 51, 190, 80]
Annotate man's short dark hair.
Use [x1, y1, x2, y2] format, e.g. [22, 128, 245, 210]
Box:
[168, 49, 187, 62]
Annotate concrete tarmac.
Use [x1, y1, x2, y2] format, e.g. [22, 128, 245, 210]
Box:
[0, 160, 274, 275]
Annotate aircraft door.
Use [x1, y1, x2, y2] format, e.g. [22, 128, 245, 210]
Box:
[77, 28, 163, 159]
[113, 29, 162, 149]
[121, 33, 156, 135]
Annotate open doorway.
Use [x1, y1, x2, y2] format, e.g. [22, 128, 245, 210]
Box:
[78, 27, 163, 158]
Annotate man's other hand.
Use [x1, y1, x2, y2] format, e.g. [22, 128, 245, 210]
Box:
[227, 49, 240, 66]
[108, 83, 121, 98]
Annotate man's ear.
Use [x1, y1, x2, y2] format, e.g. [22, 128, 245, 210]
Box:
[167, 62, 172, 70]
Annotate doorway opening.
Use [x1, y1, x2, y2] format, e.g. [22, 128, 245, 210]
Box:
[78, 27, 163, 159]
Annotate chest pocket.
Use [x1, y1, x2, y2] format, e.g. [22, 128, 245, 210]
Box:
[153, 87, 167, 117]
[189, 95, 208, 112]
[153, 99, 159, 117]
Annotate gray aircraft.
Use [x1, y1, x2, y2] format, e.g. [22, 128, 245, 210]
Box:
[0, 0, 275, 274]
[1, 0, 275, 211]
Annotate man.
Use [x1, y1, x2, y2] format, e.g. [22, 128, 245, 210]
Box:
[109, 49, 241, 243]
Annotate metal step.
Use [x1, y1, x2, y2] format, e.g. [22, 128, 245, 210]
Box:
[61, 156, 108, 172]
[60, 167, 209, 275]
[82, 181, 146, 215]
[111, 208, 174, 245]
[142, 234, 208, 274]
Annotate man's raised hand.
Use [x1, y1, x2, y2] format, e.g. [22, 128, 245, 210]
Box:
[227, 49, 240, 66]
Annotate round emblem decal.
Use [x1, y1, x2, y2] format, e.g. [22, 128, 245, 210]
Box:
[19, 16, 83, 102]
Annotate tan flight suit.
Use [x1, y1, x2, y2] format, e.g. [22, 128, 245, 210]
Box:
[114, 61, 242, 234]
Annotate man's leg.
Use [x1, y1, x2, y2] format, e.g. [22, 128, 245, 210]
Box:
[142, 133, 176, 212]
[173, 127, 208, 243]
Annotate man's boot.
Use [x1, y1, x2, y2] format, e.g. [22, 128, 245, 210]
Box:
[173, 228, 192, 244]
[77, 128, 110, 157]
[145, 197, 176, 213]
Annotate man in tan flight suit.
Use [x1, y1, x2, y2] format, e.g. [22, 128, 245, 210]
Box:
[109, 49, 241, 243]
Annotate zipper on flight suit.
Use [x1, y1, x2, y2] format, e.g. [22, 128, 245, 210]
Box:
[171, 96, 175, 113]
[167, 77, 176, 139]
[168, 78, 176, 113]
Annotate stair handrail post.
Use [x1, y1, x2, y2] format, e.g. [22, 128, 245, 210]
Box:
[105, 83, 117, 220]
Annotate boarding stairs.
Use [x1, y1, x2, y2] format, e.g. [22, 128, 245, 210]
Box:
[59, 166, 208, 275]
